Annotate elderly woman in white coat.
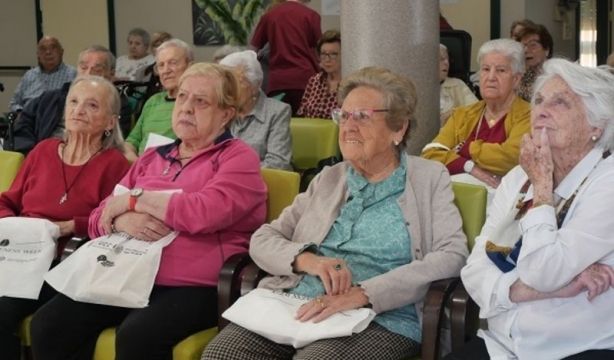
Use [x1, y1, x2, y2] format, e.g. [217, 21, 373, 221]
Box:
[448, 59, 614, 360]
[202, 67, 468, 360]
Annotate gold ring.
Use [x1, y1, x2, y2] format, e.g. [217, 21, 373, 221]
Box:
[334, 263, 342, 271]
[315, 297, 325, 308]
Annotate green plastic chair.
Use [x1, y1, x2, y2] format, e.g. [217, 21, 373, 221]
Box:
[406, 182, 487, 360]
[260, 168, 300, 223]
[451, 182, 487, 248]
[90, 169, 301, 360]
[0, 150, 24, 193]
[289, 117, 340, 190]
[289, 117, 339, 171]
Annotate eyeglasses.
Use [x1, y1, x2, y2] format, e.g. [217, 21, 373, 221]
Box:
[319, 52, 339, 60]
[331, 108, 389, 125]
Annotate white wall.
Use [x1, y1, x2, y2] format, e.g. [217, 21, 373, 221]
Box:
[501, 0, 576, 60]
[441, 0, 491, 71]
[113, 0, 326, 63]
[1, 0, 580, 113]
[0, 0, 38, 112]
[41, 0, 109, 67]
[525, 0, 576, 60]
[1, 0, 109, 113]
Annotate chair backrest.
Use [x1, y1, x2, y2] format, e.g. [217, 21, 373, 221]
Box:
[0, 150, 25, 192]
[451, 182, 487, 250]
[441, 30, 472, 85]
[260, 168, 300, 223]
[289, 117, 339, 171]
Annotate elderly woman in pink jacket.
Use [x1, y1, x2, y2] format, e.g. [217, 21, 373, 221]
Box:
[30, 63, 267, 360]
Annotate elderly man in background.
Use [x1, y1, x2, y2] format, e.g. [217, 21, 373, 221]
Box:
[12, 45, 131, 154]
[8, 36, 76, 112]
[124, 39, 193, 162]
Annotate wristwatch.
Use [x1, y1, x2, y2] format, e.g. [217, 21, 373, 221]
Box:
[463, 160, 475, 173]
[129, 188, 144, 211]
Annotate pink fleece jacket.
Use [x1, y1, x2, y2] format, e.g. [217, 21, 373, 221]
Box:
[89, 135, 267, 287]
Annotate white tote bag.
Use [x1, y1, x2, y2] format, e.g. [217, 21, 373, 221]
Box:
[222, 288, 376, 348]
[0, 217, 60, 299]
[44, 231, 177, 308]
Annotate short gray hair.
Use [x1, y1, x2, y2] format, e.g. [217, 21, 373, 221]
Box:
[477, 38, 525, 75]
[78, 45, 116, 70]
[128, 27, 150, 47]
[338, 66, 417, 145]
[156, 38, 194, 62]
[65, 75, 124, 151]
[219, 50, 263, 89]
[533, 58, 614, 151]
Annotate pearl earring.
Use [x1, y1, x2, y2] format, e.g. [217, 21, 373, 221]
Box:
[394, 140, 400, 146]
[591, 135, 598, 142]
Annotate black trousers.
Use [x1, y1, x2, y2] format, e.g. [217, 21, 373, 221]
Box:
[0, 282, 57, 360]
[31, 285, 218, 360]
[443, 336, 614, 360]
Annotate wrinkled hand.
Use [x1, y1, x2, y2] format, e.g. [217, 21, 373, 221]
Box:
[295, 286, 370, 323]
[101, 193, 131, 233]
[52, 220, 75, 237]
[520, 129, 554, 198]
[553, 264, 614, 301]
[470, 166, 501, 188]
[293, 252, 352, 295]
[113, 212, 171, 242]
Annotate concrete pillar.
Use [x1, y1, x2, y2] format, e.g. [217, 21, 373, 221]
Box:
[340, 0, 440, 155]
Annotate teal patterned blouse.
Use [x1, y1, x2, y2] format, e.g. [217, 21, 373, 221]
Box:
[288, 154, 421, 342]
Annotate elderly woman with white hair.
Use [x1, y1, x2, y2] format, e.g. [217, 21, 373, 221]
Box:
[423, 39, 531, 192]
[448, 59, 614, 360]
[220, 50, 292, 170]
[202, 67, 467, 360]
[0, 75, 130, 360]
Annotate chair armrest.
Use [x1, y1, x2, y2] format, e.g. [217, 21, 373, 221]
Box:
[449, 281, 479, 353]
[60, 236, 88, 261]
[421, 277, 460, 360]
[217, 253, 267, 330]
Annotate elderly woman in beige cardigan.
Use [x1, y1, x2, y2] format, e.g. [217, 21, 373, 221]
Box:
[203, 67, 468, 360]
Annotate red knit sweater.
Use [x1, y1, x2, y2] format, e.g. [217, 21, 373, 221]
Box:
[0, 138, 130, 251]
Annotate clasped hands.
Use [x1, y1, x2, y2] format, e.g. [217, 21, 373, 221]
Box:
[293, 252, 371, 323]
[100, 192, 171, 242]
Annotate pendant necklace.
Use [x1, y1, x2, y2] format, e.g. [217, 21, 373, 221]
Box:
[59, 143, 103, 205]
[162, 148, 192, 175]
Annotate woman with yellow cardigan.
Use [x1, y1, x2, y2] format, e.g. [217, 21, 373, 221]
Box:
[423, 39, 530, 194]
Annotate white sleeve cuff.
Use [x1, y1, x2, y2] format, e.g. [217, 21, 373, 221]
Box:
[519, 204, 556, 233]
[494, 270, 519, 309]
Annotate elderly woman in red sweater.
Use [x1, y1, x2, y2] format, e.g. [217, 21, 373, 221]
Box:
[0, 75, 130, 360]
